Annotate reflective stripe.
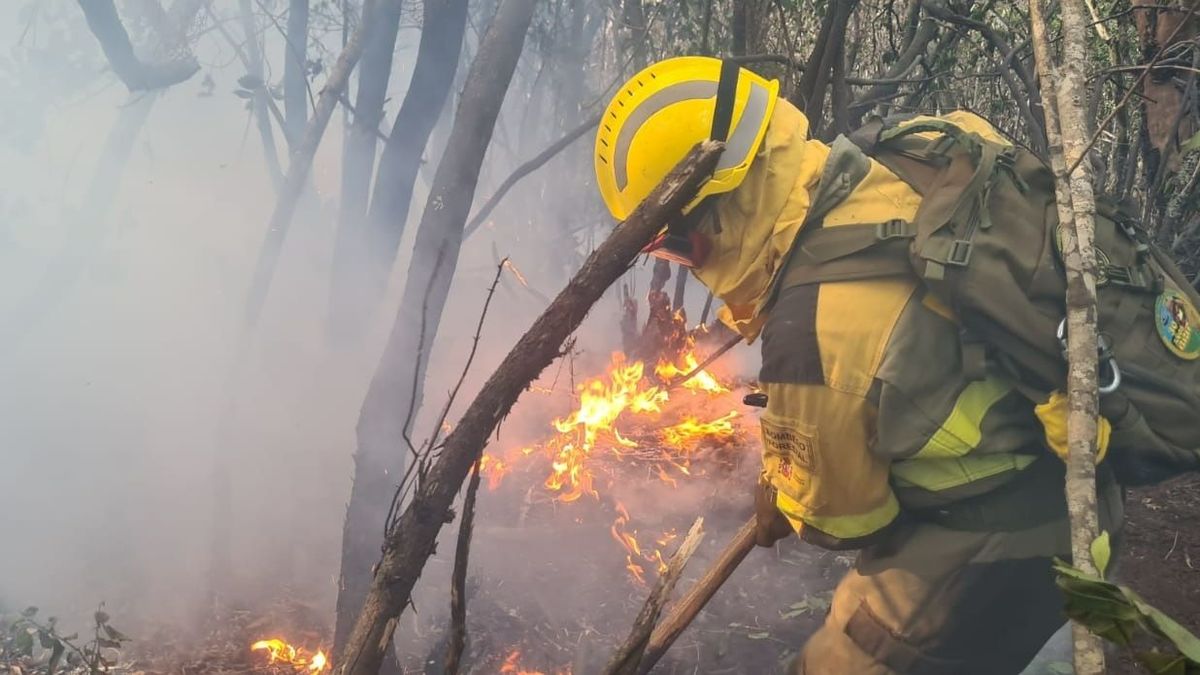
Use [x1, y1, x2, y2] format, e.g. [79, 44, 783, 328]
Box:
[720, 82, 770, 174]
[614, 81, 715, 190]
[776, 488, 900, 539]
[891, 453, 1037, 491]
[912, 378, 1011, 459]
[613, 80, 772, 190]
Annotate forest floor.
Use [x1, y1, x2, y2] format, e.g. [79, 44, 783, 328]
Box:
[5, 476, 1195, 675]
[1110, 474, 1200, 675]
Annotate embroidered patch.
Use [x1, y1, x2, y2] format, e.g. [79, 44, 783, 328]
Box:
[761, 416, 817, 471]
[1155, 289, 1200, 360]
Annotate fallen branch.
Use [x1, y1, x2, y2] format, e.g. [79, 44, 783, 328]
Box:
[602, 518, 706, 675]
[464, 112, 603, 238]
[637, 517, 757, 674]
[332, 140, 725, 675]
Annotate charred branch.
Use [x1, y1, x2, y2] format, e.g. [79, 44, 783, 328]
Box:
[332, 141, 724, 675]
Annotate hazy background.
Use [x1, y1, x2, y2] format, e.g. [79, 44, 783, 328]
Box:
[0, 0, 761, 638]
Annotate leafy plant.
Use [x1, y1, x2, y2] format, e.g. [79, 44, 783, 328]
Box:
[0, 604, 130, 675]
[1055, 533, 1200, 675]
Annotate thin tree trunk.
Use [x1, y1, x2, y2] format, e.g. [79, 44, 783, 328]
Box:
[239, 0, 285, 190]
[76, 0, 199, 91]
[360, 0, 471, 314]
[333, 140, 725, 675]
[333, 0, 530, 664]
[243, 0, 386, 327]
[1028, 0, 1107, 672]
[285, 0, 311, 143]
[328, 0, 405, 343]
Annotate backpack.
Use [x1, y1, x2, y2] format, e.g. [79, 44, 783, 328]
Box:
[776, 114, 1200, 486]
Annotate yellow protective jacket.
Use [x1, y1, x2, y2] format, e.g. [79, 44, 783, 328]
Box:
[694, 101, 1045, 549]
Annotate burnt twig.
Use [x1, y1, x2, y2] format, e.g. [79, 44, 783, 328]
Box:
[603, 518, 706, 675]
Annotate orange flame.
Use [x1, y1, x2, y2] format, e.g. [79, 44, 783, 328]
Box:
[499, 650, 569, 675]
[251, 639, 328, 672]
[476, 314, 746, 584]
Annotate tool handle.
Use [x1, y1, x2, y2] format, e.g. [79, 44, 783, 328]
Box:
[637, 517, 758, 673]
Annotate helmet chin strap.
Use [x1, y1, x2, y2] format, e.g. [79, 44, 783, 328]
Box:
[652, 59, 740, 268]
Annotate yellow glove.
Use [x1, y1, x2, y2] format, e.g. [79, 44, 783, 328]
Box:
[1034, 390, 1110, 464]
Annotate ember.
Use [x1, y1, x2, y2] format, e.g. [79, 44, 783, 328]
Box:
[250, 638, 329, 672]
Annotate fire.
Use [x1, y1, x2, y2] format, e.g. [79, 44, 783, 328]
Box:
[481, 350, 737, 504]
[611, 502, 672, 585]
[478, 327, 746, 584]
[655, 350, 728, 395]
[251, 638, 328, 672]
[499, 650, 569, 675]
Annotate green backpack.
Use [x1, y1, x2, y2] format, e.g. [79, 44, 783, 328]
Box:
[778, 114, 1200, 486]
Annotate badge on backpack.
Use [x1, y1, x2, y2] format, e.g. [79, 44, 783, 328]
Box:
[1155, 289, 1200, 360]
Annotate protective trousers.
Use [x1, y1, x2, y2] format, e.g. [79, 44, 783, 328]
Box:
[792, 459, 1125, 675]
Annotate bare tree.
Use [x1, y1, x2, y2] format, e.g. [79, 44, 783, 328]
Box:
[76, 0, 199, 91]
[332, 0, 532, 662]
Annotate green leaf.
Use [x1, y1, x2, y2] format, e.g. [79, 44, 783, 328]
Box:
[1091, 531, 1112, 578]
[746, 632, 771, 640]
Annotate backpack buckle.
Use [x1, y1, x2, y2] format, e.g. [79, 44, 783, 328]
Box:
[876, 219, 912, 240]
[946, 240, 973, 266]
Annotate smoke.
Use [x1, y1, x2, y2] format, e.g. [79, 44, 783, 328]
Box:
[0, 2, 799, 670]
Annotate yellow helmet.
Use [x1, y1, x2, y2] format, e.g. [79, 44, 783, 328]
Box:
[594, 56, 780, 221]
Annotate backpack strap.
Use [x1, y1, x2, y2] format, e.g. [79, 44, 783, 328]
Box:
[766, 134, 921, 292]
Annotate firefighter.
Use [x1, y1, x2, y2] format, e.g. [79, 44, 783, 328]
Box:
[592, 55, 1124, 675]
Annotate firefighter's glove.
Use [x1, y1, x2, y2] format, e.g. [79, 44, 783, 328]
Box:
[754, 478, 794, 547]
[1034, 390, 1110, 464]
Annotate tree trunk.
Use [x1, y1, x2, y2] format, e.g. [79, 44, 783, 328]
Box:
[329, 0, 405, 343]
[1028, 0, 1107, 672]
[285, 0, 311, 144]
[243, 0, 389, 327]
[333, 0, 531, 663]
[239, 0, 285, 190]
[332, 140, 725, 675]
[76, 0, 199, 91]
[359, 0, 471, 317]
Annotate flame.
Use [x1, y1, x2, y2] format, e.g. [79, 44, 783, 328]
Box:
[476, 316, 746, 583]
[654, 350, 728, 394]
[251, 639, 328, 672]
[499, 650, 569, 675]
